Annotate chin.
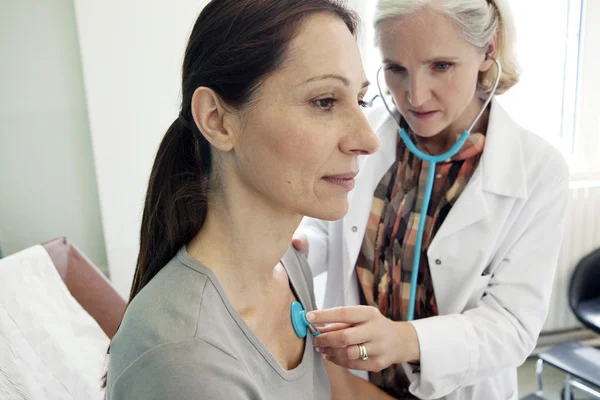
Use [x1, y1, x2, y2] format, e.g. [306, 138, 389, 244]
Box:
[407, 121, 446, 139]
[304, 199, 349, 221]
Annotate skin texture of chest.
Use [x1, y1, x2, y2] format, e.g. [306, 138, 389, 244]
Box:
[239, 270, 306, 370]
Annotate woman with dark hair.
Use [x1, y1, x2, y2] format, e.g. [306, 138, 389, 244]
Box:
[105, 1, 393, 399]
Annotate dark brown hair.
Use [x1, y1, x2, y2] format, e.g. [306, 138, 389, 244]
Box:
[103, 0, 358, 388]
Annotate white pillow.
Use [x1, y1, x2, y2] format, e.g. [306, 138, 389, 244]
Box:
[0, 245, 109, 400]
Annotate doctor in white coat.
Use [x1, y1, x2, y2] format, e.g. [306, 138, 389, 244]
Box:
[294, 0, 570, 399]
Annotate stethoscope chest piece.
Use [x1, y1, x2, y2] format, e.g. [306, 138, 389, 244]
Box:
[290, 301, 320, 338]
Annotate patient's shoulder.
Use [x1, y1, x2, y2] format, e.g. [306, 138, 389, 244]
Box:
[109, 338, 259, 400]
[107, 250, 213, 385]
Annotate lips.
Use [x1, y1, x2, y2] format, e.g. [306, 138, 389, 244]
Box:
[410, 110, 438, 119]
[322, 172, 359, 180]
[322, 171, 359, 191]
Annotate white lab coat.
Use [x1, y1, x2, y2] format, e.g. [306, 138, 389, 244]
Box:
[297, 98, 570, 400]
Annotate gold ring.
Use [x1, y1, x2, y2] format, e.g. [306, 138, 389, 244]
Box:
[358, 343, 368, 361]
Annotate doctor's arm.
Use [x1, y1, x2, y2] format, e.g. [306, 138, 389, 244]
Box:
[308, 159, 570, 399]
[294, 217, 330, 276]
[400, 165, 570, 398]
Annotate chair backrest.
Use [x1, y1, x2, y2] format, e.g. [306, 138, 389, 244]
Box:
[568, 247, 600, 318]
[42, 237, 126, 339]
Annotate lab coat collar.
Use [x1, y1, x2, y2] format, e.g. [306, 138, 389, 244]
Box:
[480, 99, 529, 199]
[369, 98, 529, 245]
[375, 98, 529, 200]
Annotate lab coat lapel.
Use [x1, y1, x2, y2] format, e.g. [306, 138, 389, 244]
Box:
[428, 99, 529, 311]
[430, 99, 528, 245]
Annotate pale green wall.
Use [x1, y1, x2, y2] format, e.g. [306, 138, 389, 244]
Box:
[0, 0, 107, 272]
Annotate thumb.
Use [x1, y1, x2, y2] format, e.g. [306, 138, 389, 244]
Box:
[292, 234, 308, 257]
[292, 238, 303, 249]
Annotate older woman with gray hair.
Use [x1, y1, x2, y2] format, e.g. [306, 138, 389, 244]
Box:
[294, 0, 569, 398]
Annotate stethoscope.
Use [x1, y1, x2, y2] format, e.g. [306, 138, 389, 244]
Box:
[373, 56, 503, 321]
[289, 57, 502, 337]
[291, 301, 320, 338]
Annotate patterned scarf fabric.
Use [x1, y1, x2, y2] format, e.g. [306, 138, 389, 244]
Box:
[355, 131, 485, 398]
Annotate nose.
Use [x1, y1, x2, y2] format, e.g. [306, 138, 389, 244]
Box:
[340, 107, 380, 156]
[407, 72, 432, 107]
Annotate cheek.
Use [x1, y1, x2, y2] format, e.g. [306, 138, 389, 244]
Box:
[271, 126, 320, 166]
[240, 119, 328, 186]
[241, 106, 297, 159]
[442, 72, 478, 107]
[390, 88, 408, 112]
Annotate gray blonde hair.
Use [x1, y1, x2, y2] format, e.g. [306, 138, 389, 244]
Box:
[374, 0, 520, 94]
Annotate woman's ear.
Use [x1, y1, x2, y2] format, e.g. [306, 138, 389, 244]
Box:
[190, 87, 236, 152]
[480, 34, 498, 72]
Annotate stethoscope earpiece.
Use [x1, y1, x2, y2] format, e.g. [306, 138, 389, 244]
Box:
[365, 94, 380, 107]
[290, 301, 320, 338]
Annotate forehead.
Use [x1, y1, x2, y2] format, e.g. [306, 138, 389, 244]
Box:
[378, 9, 476, 60]
[275, 13, 366, 86]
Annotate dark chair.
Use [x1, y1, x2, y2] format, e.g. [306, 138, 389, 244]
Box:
[569, 248, 600, 334]
[534, 248, 600, 400]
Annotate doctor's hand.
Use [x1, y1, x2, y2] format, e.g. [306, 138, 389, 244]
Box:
[292, 233, 308, 258]
[307, 306, 421, 372]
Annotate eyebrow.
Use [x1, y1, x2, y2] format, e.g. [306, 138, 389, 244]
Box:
[383, 57, 460, 65]
[304, 74, 370, 89]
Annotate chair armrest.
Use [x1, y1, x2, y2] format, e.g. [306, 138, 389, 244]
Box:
[42, 237, 126, 339]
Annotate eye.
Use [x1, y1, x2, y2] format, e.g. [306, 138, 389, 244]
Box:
[434, 62, 453, 71]
[386, 65, 406, 74]
[313, 98, 337, 111]
[358, 99, 369, 108]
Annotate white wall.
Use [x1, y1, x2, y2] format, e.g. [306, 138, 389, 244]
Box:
[575, 0, 600, 177]
[74, 1, 209, 296]
[0, 0, 107, 270]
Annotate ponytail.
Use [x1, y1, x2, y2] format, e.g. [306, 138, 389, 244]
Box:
[130, 115, 211, 302]
[101, 116, 210, 388]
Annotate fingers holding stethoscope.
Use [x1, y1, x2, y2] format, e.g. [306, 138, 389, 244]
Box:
[308, 306, 419, 372]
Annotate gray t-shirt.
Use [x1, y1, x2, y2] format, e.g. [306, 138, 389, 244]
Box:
[106, 246, 330, 400]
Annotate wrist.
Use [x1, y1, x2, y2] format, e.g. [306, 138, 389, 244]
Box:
[394, 321, 421, 363]
[407, 322, 421, 363]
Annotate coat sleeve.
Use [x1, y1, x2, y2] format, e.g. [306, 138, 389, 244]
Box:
[403, 154, 570, 399]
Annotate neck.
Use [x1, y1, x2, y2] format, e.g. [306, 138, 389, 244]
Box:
[187, 175, 302, 303]
[420, 95, 490, 155]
